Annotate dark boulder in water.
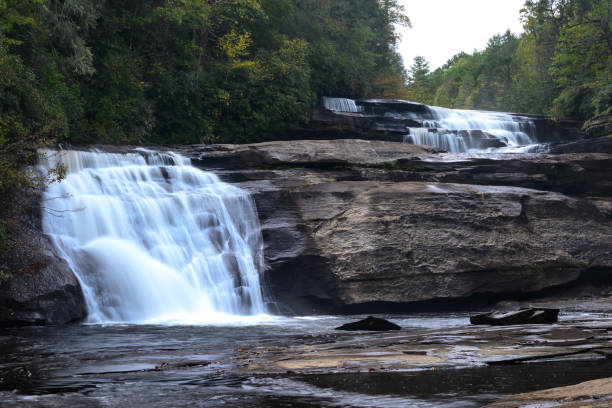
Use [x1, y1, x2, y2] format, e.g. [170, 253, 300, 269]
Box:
[470, 308, 559, 326]
[335, 316, 401, 331]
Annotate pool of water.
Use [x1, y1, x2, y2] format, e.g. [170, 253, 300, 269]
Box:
[1, 314, 610, 407]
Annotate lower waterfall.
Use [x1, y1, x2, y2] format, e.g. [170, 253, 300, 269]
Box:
[40, 149, 267, 324]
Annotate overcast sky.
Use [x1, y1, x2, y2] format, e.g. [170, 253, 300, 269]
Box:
[397, 0, 526, 71]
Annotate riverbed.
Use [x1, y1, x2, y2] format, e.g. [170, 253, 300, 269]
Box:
[1, 312, 610, 407]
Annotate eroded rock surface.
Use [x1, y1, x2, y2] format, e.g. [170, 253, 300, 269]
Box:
[0, 212, 86, 326]
[485, 377, 612, 408]
[303, 99, 583, 144]
[180, 139, 612, 313]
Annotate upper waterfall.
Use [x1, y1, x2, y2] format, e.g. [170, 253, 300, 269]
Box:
[321, 98, 546, 153]
[404, 106, 540, 153]
[40, 149, 266, 325]
[322, 97, 362, 113]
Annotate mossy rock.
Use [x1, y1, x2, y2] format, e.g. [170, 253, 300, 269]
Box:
[583, 113, 612, 139]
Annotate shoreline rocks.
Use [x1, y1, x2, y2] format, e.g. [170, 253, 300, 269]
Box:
[335, 316, 401, 331]
[470, 308, 559, 325]
[3, 134, 611, 324]
[184, 139, 612, 314]
[485, 377, 612, 408]
[0, 229, 86, 326]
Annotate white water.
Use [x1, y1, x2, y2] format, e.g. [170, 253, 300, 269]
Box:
[40, 149, 267, 325]
[322, 96, 547, 153]
[322, 97, 362, 113]
[405, 106, 544, 153]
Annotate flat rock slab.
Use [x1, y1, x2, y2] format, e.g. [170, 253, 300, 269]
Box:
[226, 318, 611, 375]
[485, 377, 612, 407]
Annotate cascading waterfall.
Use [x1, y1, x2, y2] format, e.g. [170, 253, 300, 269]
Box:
[40, 149, 267, 325]
[403, 128, 469, 153]
[322, 97, 362, 113]
[416, 106, 540, 153]
[322, 96, 547, 153]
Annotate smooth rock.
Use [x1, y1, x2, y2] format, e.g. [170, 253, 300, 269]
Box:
[485, 377, 612, 408]
[470, 308, 559, 326]
[176, 140, 612, 314]
[549, 134, 612, 154]
[0, 194, 86, 326]
[335, 316, 401, 331]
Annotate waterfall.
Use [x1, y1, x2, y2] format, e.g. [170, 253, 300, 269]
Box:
[407, 106, 542, 153]
[40, 149, 267, 325]
[403, 128, 468, 153]
[322, 97, 362, 113]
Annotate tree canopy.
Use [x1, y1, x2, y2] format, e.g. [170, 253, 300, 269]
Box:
[0, 0, 410, 255]
[406, 0, 611, 120]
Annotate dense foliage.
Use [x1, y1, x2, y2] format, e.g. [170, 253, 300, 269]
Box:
[1, 0, 409, 147]
[0, 0, 409, 257]
[406, 0, 611, 120]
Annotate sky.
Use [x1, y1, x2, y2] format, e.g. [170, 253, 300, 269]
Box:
[397, 0, 526, 71]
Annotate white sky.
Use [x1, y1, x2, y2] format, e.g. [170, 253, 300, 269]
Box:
[397, 0, 526, 71]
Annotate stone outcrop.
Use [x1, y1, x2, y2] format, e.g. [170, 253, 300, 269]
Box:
[0, 244, 86, 326]
[4, 136, 609, 323]
[335, 316, 401, 331]
[485, 378, 612, 408]
[0, 196, 86, 326]
[303, 99, 583, 144]
[182, 139, 612, 314]
[470, 308, 559, 325]
[549, 134, 612, 154]
[583, 113, 612, 139]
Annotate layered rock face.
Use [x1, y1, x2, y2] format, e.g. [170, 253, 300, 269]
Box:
[304, 99, 583, 146]
[3, 134, 610, 323]
[180, 139, 612, 313]
[0, 198, 86, 326]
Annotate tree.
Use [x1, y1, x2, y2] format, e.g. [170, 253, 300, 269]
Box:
[406, 56, 434, 104]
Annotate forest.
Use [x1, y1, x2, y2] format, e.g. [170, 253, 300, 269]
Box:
[0, 0, 611, 253]
[0, 0, 408, 247]
[404, 0, 611, 121]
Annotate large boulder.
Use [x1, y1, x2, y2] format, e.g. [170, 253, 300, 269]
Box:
[261, 181, 611, 312]
[335, 316, 401, 331]
[583, 113, 612, 139]
[0, 196, 86, 326]
[184, 140, 612, 314]
[548, 135, 612, 154]
[0, 243, 86, 326]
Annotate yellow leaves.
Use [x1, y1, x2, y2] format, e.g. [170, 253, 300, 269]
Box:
[217, 89, 230, 107]
[371, 73, 410, 99]
[219, 31, 252, 62]
[217, 30, 270, 79]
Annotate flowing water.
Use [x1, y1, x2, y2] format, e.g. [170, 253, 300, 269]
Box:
[40, 149, 266, 325]
[13, 150, 607, 406]
[403, 106, 542, 153]
[323, 97, 546, 153]
[322, 97, 362, 113]
[1, 314, 610, 407]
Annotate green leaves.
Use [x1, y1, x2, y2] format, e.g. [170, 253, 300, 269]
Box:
[410, 0, 610, 121]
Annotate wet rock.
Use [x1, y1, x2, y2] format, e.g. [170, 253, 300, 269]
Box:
[178, 140, 612, 314]
[485, 377, 612, 408]
[0, 224, 86, 326]
[548, 134, 612, 154]
[335, 316, 401, 331]
[583, 113, 612, 139]
[470, 308, 559, 325]
[302, 98, 583, 143]
[178, 140, 612, 197]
